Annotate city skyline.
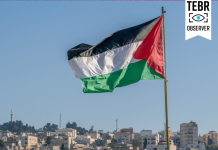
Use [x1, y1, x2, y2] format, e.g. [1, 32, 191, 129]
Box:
[0, 1, 218, 135]
[1, 111, 215, 136]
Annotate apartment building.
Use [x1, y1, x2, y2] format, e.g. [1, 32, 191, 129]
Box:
[179, 143, 205, 150]
[52, 136, 74, 149]
[16, 135, 38, 146]
[101, 133, 114, 140]
[146, 141, 176, 150]
[36, 132, 50, 143]
[138, 130, 159, 149]
[115, 128, 134, 144]
[187, 143, 205, 150]
[120, 128, 133, 134]
[180, 121, 198, 148]
[112, 144, 134, 150]
[158, 130, 178, 139]
[87, 131, 100, 139]
[51, 128, 77, 138]
[205, 131, 218, 145]
[7, 145, 60, 150]
[115, 132, 134, 144]
[2, 131, 13, 137]
[75, 135, 96, 144]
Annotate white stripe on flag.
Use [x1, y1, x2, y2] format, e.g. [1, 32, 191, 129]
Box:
[68, 41, 142, 79]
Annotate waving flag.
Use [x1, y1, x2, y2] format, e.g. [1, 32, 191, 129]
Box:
[67, 16, 165, 93]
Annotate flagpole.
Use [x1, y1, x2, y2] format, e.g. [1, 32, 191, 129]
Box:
[162, 6, 170, 150]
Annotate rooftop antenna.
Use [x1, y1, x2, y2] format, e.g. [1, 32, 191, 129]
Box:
[164, 123, 166, 139]
[59, 113, 61, 129]
[11, 110, 13, 122]
[116, 119, 118, 131]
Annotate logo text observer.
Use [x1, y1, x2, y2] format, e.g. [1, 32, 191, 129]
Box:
[185, 0, 211, 40]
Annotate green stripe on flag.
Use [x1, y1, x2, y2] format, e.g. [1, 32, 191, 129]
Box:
[81, 60, 164, 93]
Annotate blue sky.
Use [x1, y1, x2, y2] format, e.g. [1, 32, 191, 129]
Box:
[0, 1, 218, 135]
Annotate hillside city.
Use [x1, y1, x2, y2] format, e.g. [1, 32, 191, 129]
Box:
[0, 112, 216, 150]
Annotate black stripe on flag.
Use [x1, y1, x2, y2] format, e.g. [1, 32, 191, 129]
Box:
[67, 16, 161, 60]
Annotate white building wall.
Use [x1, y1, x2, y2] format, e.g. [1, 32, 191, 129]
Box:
[139, 131, 159, 149]
[140, 130, 153, 136]
[51, 128, 77, 138]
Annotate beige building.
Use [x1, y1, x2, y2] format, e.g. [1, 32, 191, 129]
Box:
[115, 128, 134, 144]
[75, 135, 96, 144]
[98, 130, 104, 134]
[205, 131, 218, 145]
[100, 133, 114, 140]
[36, 132, 50, 145]
[158, 130, 178, 139]
[86, 131, 100, 139]
[146, 141, 176, 150]
[51, 128, 77, 138]
[179, 143, 205, 150]
[52, 136, 74, 149]
[10, 145, 60, 150]
[120, 128, 133, 134]
[187, 143, 205, 150]
[70, 143, 89, 149]
[95, 146, 111, 150]
[2, 131, 13, 138]
[115, 132, 134, 144]
[180, 121, 198, 148]
[14, 135, 38, 146]
[37, 132, 50, 140]
[112, 144, 136, 150]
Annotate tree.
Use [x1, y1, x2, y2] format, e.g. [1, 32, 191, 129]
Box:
[61, 143, 65, 150]
[91, 142, 96, 148]
[198, 140, 201, 144]
[208, 136, 213, 145]
[0, 120, 36, 134]
[143, 138, 147, 148]
[43, 123, 58, 132]
[97, 140, 106, 146]
[47, 136, 53, 145]
[65, 122, 88, 135]
[108, 142, 119, 148]
[206, 145, 218, 150]
[0, 139, 5, 147]
[66, 122, 77, 129]
[89, 126, 94, 133]
[131, 138, 142, 148]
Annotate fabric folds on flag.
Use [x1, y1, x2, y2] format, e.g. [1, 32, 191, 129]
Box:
[67, 16, 165, 93]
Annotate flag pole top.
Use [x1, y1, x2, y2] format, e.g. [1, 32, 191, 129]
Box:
[162, 7, 166, 14]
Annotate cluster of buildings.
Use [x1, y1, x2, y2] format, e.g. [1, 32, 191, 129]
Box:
[1, 120, 218, 150]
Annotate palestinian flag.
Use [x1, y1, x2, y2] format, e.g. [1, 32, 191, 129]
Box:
[67, 16, 165, 93]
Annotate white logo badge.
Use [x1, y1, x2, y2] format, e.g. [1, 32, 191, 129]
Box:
[185, 0, 211, 40]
